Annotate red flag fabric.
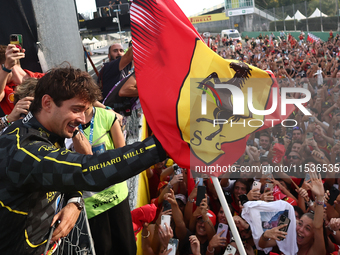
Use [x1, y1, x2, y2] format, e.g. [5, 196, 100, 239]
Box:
[307, 32, 321, 43]
[131, 0, 295, 175]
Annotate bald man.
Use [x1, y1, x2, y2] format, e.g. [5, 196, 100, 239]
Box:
[99, 43, 133, 99]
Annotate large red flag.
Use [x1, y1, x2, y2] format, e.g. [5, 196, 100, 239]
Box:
[131, 0, 295, 175]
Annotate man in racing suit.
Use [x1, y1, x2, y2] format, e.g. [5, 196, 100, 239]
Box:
[0, 67, 166, 254]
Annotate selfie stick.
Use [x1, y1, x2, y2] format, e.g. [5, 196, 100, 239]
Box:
[211, 176, 246, 255]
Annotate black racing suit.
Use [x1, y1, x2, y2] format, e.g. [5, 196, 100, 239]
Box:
[0, 113, 166, 254]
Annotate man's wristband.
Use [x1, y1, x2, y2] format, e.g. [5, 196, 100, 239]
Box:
[315, 199, 324, 206]
[1, 64, 12, 73]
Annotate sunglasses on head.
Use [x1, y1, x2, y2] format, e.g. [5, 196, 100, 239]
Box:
[288, 155, 300, 159]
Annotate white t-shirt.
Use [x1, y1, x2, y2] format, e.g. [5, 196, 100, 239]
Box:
[242, 200, 298, 255]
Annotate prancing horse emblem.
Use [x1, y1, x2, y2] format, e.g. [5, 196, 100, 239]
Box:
[196, 61, 252, 140]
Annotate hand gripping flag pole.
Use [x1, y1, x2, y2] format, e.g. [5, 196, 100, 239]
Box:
[211, 176, 246, 255]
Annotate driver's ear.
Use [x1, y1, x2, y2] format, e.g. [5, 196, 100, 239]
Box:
[41, 94, 53, 112]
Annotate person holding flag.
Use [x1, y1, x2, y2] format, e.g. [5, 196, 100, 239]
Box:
[130, 0, 295, 253]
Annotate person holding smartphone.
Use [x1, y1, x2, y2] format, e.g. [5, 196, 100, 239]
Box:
[0, 44, 44, 115]
[259, 172, 326, 255]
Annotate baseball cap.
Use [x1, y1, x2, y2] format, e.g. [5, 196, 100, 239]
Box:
[175, 194, 187, 205]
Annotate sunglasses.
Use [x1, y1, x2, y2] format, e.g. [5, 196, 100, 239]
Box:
[288, 155, 300, 159]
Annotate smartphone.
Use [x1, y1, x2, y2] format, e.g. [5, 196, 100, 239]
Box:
[328, 186, 340, 206]
[277, 214, 291, 241]
[197, 177, 204, 186]
[174, 167, 182, 175]
[252, 181, 262, 191]
[224, 191, 233, 204]
[246, 139, 254, 146]
[225, 244, 237, 255]
[306, 132, 314, 139]
[162, 200, 172, 212]
[196, 185, 206, 206]
[286, 131, 293, 140]
[308, 117, 315, 124]
[264, 183, 273, 192]
[303, 83, 308, 89]
[161, 215, 171, 230]
[238, 194, 249, 206]
[305, 173, 311, 182]
[10, 34, 23, 50]
[167, 238, 179, 255]
[217, 223, 229, 238]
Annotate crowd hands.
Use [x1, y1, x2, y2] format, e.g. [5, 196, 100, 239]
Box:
[142, 155, 340, 254]
[217, 31, 340, 83]
[142, 51, 340, 255]
[4, 33, 340, 254]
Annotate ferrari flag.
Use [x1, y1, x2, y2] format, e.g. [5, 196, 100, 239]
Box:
[130, 0, 296, 175]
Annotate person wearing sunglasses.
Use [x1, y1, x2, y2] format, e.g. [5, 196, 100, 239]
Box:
[287, 151, 302, 167]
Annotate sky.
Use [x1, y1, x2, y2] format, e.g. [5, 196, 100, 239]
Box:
[75, 0, 224, 17]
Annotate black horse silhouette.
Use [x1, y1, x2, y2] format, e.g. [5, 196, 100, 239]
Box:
[196, 61, 252, 141]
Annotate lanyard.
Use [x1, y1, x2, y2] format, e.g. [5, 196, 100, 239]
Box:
[79, 107, 95, 145]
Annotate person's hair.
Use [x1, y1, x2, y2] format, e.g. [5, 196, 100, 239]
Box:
[232, 179, 251, 194]
[293, 205, 304, 218]
[259, 132, 271, 139]
[303, 212, 314, 220]
[30, 67, 102, 114]
[14, 78, 38, 104]
[309, 107, 318, 114]
[292, 140, 303, 146]
[0, 45, 7, 65]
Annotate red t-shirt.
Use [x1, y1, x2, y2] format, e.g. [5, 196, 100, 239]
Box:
[0, 69, 44, 115]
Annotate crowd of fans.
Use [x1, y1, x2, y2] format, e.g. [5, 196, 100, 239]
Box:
[137, 32, 340, 255]
[2, 31, 340, 255]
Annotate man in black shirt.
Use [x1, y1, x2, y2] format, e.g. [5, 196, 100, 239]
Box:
[99, 43, 133, 100]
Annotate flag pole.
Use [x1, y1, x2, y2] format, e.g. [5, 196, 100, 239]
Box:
[211, 176, 246, 255]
